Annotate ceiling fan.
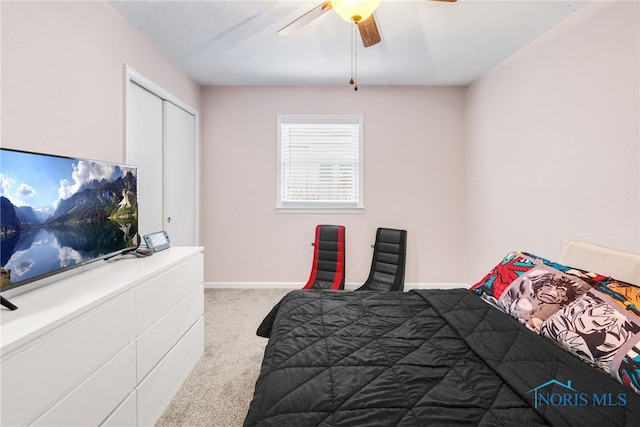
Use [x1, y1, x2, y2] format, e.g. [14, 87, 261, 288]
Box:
[278, 0, 458, 48]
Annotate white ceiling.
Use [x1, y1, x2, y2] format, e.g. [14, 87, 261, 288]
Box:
[108, 0, 587, 86]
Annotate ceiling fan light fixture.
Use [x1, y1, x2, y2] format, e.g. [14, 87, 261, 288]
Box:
[331, 0, 381, 23]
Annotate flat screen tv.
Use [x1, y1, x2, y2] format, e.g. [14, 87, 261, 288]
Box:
[0, 148, 138, 301]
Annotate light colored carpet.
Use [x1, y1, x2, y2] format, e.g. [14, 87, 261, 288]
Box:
[155, 288, 291, 427]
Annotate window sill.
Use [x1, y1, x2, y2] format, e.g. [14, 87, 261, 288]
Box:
[275, 206, 365, 214]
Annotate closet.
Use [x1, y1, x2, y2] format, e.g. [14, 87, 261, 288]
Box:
[125, 68, 199, 247]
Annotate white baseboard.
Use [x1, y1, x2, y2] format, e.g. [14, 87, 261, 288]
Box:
[205, 282, 302, 289]
[204, 282, 469, 290]
[404, 283, 469, 290]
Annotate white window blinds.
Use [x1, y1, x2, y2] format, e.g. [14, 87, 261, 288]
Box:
[277, 115, 363, 211]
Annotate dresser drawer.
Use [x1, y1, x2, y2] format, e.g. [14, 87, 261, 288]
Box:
[137, 316, 204, 426]
[137, 285, 204, 382]
[135, 252, 204, 334]
[0, 291, 135, 426]
[32, 343, 136, 426]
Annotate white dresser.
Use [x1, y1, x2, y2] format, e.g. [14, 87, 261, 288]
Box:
[0, 247, 204, 426]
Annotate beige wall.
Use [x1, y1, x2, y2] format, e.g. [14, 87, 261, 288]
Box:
[465, 1, 640, 283]
[202, 86, 467, 285]
[1, 1, 201, 163]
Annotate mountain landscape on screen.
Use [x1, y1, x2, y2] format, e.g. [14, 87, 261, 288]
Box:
[0, 149, 138, 292]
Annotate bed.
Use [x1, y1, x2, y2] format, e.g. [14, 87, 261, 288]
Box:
[244, 240, 640, 426]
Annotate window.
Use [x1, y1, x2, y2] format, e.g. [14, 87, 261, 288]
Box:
[277, 115, 363, 212]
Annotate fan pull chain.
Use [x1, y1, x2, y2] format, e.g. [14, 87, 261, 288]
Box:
[349, 23, 355, 88]
[354, 25, 358, 91]
[349, 23, 358, 91]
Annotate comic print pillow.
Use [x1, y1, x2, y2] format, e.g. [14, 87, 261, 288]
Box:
[540, 285, 640, 395]
[496, 265, 591, 331]
[470, 252, 538, 303]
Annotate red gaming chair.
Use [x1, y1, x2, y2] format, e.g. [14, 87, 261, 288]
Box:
[302, 225, 346, 290]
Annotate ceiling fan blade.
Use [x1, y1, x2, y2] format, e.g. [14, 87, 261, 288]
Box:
[357, 13, 381, 48]
[278, 1, 333, 36]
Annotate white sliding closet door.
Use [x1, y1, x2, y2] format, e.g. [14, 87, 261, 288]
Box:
[164, 102, 196, 246]
[126, 72, 199, 247]
[128, 82, 164, 238]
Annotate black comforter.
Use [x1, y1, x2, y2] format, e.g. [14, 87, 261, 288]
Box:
[244, 289, 640, 426]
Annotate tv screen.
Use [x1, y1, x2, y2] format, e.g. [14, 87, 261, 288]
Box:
[0, 148, 138, 295]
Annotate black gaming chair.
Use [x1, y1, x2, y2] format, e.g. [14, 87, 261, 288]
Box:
[302, 225, 346, 290]
[356, 228, 407, 292]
